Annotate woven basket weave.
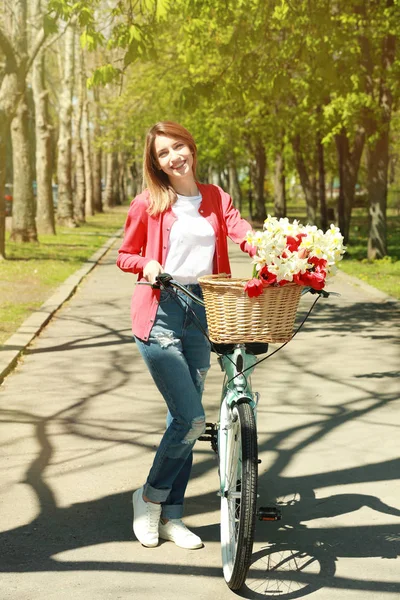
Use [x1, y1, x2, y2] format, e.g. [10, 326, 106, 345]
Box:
[198, 274, 303, 344]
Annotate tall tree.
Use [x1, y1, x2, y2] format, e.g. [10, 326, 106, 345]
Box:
[9, 0, 38, 242]
[274, 139, 286, 220]
[92, 86, 102, 212]
[56, 20, 76, 226]
[364, 0, 397, 259]
[32, 0, 56, 235]
[0, 0, 46, 248]
[104, 152, 117, 209]
[73, 33, 86, 222]
[0, 0, 100, 254]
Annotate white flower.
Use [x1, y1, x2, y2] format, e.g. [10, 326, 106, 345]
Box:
[248, 216, 346, 286]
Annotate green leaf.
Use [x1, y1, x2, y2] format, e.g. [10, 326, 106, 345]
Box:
[87, 64, 121, 88]
[43, 14, 58, 35]
[129, 25, 141, 43]
[124, 39, 139, 66]
[156, 0, 169, 19]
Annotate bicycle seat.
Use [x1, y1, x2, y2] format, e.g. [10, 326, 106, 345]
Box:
[211, 343, 236, 355]
[211, 342, 269, 355]
[245, 342, 269, 355]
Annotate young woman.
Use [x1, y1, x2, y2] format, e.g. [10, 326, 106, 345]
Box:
[117, 121, 253, 549]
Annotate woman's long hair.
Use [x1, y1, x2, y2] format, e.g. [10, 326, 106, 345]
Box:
[143, 121, 198, 215]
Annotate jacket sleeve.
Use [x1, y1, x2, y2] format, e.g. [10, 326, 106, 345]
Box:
[217, 186, 255, 255]
[116, 195, 152, 274]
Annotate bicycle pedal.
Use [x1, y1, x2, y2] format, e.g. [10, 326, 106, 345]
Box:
[257, 506, 282, 521]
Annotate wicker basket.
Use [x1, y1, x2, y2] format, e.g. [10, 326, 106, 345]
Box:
[198, 274, 303, 344]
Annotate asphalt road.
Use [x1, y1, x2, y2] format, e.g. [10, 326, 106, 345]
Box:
[0, 239, 399, 600]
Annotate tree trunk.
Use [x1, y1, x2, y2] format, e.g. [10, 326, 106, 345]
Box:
[335, 127, 365, 243]
[4, 0, 37, 243]
[293, 134, 317, 224]
[129, 159, 139, 198]
[74, 141, 86, 222]
[104, 152, 116, 209]
[118, 152, 127, 205]
[0, 0, 49, 253]
[253, 137, 266, 223]
[317, 133, 327, 230]
[113, 153, 121, 205]
[10, 91, 37, 242]
[228, 158, 242, 210]
[92, 146, 102, 212]
[366, 125, 389, 259]
[31, 0, 55, 235]
[56, 22, 76, 227]
[81, 51, 93, 217]
[73, 38, 85, 223]
[92, 86, 102, 212]
[274, 149, 286, 219]
[32, 50, 55, 234]
[0, 119, 7, 258]
[0, 76, 18, 256]
[366, 13, 395, 259]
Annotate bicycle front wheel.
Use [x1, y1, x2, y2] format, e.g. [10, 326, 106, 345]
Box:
[220, 401, 258, 590]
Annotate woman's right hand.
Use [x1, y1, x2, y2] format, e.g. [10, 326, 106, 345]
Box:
[143, 260, 164, 284]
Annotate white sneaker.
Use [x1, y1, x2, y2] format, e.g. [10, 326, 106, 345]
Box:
[159, 519, 203, 549]
[132, 487, 162, 547]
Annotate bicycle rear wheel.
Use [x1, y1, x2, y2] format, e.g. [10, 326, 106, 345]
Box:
[220, 401, 258, 590]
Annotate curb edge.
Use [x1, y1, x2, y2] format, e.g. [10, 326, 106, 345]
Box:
[0, 228, 123, 385]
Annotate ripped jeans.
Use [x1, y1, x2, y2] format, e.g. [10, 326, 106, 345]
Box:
[134, 284, 210, 519]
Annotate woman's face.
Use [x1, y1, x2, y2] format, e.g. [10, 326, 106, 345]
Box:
[153, 135, 194, 181]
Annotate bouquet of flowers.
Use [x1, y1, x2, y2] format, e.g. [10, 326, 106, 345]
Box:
[244, 216, 346, 298]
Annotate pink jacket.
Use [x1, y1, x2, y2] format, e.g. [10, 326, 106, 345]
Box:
[117, 183, 252, 341]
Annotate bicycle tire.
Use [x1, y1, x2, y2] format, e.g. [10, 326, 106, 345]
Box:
[220, 401, 258, 590]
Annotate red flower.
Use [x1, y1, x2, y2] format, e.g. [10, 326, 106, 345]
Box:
[286, 233, 307, 252]
[259, 266, 277, 285]
[244, 278, 264, 297]
[296, 270, 326, 289]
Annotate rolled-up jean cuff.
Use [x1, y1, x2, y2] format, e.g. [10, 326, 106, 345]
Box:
[143, 482, 171, 503]
[161, 504, 184, 519]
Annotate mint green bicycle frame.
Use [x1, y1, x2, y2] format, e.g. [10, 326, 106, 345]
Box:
[218, 346, 259, 492]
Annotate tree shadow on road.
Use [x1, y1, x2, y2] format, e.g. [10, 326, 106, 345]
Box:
[295, 299, 399, 340]
[0, 315, 399, 598]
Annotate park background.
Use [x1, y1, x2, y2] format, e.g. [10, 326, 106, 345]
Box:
[0, 0, 399, 345]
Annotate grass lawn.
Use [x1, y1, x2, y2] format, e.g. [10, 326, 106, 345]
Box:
[339, 213, 400, 300]
[0, 207, 127, 346]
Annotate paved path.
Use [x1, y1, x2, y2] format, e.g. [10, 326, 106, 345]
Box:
[0, 239, 399, 600]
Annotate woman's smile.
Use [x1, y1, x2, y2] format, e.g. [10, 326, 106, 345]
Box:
[154, 135, 194, 180]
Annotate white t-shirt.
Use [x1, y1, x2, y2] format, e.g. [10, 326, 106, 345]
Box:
[164, 193, 216, 284]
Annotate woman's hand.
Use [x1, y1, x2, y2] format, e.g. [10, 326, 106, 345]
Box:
[143, 260, 164, 284]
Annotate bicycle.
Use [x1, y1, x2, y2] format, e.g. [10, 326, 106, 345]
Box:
[140, 273, 333, 591]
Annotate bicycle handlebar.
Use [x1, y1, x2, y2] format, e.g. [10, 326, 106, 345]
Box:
[138, 273, 205, 306]
[148, 274, 339, 299]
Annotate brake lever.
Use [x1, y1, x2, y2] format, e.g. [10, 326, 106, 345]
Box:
[152, 272, 173, 289]
[301, 286, 340, 298]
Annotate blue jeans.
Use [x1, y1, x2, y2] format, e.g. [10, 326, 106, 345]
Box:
[134, 284, 210, 519]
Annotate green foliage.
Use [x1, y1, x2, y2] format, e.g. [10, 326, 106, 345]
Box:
[87, 64, 122, 87]
[81, 0, 400, 262]
[80, 29, 105, 50]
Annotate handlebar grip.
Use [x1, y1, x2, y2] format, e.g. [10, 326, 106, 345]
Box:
[155, 273, 173, 287]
